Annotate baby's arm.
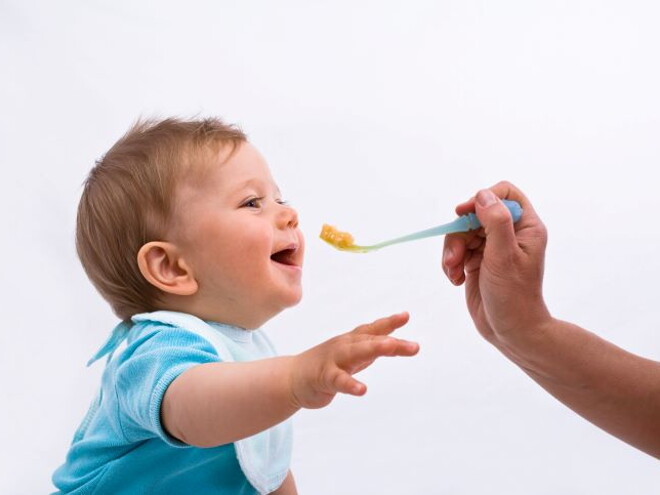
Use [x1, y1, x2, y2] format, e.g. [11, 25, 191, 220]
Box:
[442, 182, 660, 458]
[161, 312, 418, 448]
[270, 471, 296, 495]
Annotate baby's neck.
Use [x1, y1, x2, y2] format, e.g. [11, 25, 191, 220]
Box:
[157, 295, 276, 331]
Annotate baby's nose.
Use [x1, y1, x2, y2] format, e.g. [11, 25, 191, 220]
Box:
[277, 203, 299, 229]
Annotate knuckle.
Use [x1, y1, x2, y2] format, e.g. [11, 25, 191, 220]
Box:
[537, 222, 548, 239]
[352, 324, 369, 335]
[489, 208, 512, 227]
[325, 367, 341, 387]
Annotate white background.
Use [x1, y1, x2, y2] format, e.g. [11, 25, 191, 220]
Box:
[2, 1, 660, 493]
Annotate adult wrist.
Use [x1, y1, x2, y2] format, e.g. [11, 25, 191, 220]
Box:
[493, 311, 557, 370]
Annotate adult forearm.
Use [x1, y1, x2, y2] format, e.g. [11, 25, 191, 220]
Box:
[498, 318, 660, 458]
[162, 357, 299, 447]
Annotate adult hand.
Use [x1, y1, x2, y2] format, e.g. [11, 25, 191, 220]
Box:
[442, 181, 552, 347]
[442, 182, 660, 458]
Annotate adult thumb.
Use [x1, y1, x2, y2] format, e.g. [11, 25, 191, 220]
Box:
[475, 189, 517, 255]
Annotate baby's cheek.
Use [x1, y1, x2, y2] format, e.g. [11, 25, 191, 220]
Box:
[296, 230, 306, 253]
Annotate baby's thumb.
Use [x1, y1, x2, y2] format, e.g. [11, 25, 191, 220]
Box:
[475, 189, 517, 256]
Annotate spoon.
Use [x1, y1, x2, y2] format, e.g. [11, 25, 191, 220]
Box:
[320, 199, 522, 253]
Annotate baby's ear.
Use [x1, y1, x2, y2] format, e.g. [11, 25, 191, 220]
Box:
[137, 242, 198, 296]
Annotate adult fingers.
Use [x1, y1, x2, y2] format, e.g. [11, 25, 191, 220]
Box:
[474, 189, 519, 257]
[443, 233, 468, 285]
[485, 181, 543, 229]
[454, 181, 541, 229]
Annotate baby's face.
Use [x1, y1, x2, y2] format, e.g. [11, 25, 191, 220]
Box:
[169, 142, 304, 328]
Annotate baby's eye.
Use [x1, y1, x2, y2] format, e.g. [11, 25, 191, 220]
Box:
[242, 197, 263, 208]
[276, 199, 290, 206]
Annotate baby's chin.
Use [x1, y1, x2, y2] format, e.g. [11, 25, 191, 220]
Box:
[284, 286, 303, 307]
[260, 290, 302, 327]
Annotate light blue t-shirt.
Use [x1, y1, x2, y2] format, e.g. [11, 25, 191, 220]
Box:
[52, 311, 292, 495]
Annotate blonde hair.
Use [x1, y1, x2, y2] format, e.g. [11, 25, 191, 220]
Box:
[76, 117, 247, 321]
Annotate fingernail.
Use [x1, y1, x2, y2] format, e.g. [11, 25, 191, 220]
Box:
[476, 189, 498, 208]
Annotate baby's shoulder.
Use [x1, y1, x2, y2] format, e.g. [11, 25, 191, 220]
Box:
[118, 319, 220, 366]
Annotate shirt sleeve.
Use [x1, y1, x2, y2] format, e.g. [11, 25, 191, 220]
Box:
[112, 324, 220, 446]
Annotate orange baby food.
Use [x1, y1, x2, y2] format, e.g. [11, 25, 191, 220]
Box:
[320, 224, 355, 249]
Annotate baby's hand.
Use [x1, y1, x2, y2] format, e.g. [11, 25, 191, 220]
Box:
[289, 313, 418, 409]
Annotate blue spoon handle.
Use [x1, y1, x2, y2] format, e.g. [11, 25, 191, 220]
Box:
[443, 199, 523, 234]
[370, 199, 523, 250]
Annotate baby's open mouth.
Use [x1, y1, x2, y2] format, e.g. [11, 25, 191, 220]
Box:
[270, 247, 299, 267]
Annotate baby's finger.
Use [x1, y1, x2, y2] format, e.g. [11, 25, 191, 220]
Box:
[352, 312, 410, 337]
[331, 369, 367, 396]
[345, 337, 420, 366]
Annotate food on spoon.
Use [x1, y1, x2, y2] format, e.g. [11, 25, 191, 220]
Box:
[320, 224, 356, 249]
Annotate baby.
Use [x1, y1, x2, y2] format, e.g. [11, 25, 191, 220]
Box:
[52, 118, 419, 494]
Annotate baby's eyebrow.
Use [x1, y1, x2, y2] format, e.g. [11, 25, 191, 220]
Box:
[235, 178, 262, 190]
[235, 178, 278, 190]
[233, 179, 282, 199]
